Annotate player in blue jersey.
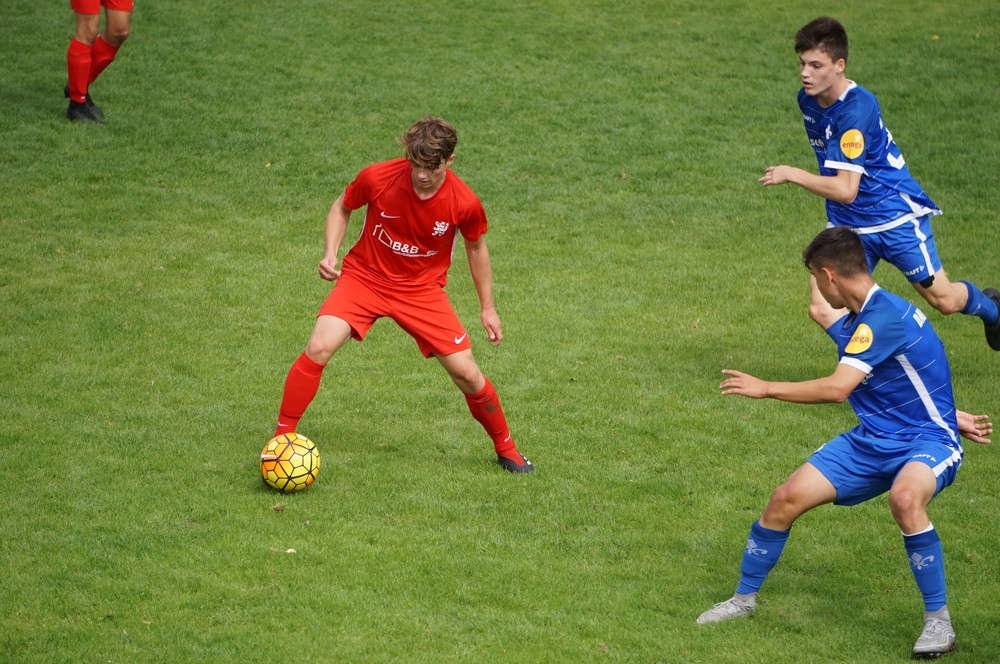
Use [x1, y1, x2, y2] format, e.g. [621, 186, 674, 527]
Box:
[696, 228, 992, 658]
[759, 17, 1000, 351]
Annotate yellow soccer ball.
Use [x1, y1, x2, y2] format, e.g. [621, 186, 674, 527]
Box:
[260, 433, 320, 492]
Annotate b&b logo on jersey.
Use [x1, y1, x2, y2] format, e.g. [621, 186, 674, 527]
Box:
[840, 129, 865, 159]
[845, 323, 873, 354]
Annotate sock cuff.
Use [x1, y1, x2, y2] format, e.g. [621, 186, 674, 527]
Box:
[903, 522, 935, 537]
[69, 38, 92, 53]
[751, 520, 790, 542]
[93, 34, 120, 54]
[465, 375, 495, 402]
[297, 351, 326, 375]
[903, 525, 940, 547]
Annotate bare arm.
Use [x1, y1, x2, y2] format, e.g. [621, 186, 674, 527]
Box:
[318, 193, 352, 281]
[720, 362, 867, 404]
[759, 166, 861, 205]
[464, 235, 502, 346]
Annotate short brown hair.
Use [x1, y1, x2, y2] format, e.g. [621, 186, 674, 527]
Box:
[803, 226, 869, 277]
[795, 17, 849, 65]
[400, 117, 458, 170]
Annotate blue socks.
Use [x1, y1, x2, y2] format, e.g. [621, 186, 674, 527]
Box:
[961, 281, 999, 324]
[904, 526, 947, 612]
[731, 521, 947, 612]
[736, 521, 790, 596]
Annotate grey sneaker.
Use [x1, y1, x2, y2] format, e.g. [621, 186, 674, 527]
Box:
[983, 288, 1000, 351]
[912, 607, 955, 658]
[696, 594, 755, 624]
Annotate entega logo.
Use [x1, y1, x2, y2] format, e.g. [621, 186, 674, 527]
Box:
[845, 323, 873, 353]
[840, 129, 865, 159]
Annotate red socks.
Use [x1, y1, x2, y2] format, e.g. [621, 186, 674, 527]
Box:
[464, 376, 520, 461]
[67, 39, 92, 103]
[275, 352, 326, 437]
[275, 358, 519, 463]
[66, 36, 121, 103]
[88, 36, 120, 84]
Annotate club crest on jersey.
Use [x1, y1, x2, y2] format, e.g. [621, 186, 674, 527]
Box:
[845, 323, 873, 354]
[840, 129, 865, 159]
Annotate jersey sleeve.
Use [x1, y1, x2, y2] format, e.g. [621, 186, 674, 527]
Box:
[457, 203, 487, 242]
[451, 179, 488, 242]
[838, 300, 907, 375]
[823, 93, 878, 175]
[343, 160, 406, 211]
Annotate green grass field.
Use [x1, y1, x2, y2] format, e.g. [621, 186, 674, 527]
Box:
[3, 1, 999, 662]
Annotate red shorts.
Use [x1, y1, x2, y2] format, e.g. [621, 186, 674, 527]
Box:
[318, 272, 472, 358]
[71, 0, 134, 14]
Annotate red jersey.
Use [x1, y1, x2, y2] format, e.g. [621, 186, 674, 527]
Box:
[340, 158, 488, 289]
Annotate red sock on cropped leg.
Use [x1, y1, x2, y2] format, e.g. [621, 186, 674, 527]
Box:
[67, 38, 92, 103]
[464, 376, 520, 461]
[88, 35, 120, 84]
[275, 352, 326, 437]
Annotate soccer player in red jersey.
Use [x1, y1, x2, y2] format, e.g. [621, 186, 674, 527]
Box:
[66, 0, 134, 124]
[274, 117, 534, 473]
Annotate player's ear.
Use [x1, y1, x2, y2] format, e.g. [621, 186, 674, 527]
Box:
[835, 58, 845, 74]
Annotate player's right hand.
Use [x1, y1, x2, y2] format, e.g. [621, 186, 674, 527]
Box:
[317, 256, 341, 281]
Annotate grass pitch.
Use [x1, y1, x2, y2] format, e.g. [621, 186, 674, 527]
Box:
[2, 1, 999, 662]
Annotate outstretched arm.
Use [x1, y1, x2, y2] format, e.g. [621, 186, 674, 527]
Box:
[957, 410, 992, 444]
[464, 235, 502, 346]
[720, 362, 866, 404]
[759, 166, 861, 205]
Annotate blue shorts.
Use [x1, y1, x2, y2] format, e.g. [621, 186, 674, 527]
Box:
[808, 427, 962, 506]
[847, 214, 942, 285]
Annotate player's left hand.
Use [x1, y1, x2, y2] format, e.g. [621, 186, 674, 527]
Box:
[957, 410, 992, 445]
[481, 307, 503, 346]
[720, 369, 769, 399]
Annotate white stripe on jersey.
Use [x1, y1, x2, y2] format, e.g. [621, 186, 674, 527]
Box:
[895, 353, 957, 443]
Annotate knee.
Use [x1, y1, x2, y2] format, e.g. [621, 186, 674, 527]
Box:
[75, 25, 100, 44]
[304, 338, 336, 365]
[889, 486, 925, 524]
[454, 368, 484, 394]
[760, 484, 800, 530]
[104, 27, 130, 47]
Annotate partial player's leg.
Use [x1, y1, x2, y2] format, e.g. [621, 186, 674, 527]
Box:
[698, 463, 836, 624]
[274, 315, 353, 437]
[67, 8, 102, 123]
[889, 461, 957, 658]
[86, 8, 132, 102]
[807, 274, 847, 330]
[436, 349, 533, 473]
[913, 272, 1000, 351]
[882, 215, 1000, 349]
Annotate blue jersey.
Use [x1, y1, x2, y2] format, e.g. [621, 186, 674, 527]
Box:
[826, 285, 959, 450]
[799, 83, 940, 231]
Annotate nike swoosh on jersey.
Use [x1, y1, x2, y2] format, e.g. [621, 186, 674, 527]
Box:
[380, 211, 401, 218]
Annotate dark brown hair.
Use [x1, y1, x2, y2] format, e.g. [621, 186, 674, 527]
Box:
[795, 17, 849, 64]
[803, 226, 869, 277]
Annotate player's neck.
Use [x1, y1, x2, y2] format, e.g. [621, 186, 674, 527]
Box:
[816, 77, 850, 108]
[844, 277, 877, 313]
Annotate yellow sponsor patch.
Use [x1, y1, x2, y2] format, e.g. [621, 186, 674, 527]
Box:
[845, 323, 873, 353]
[840, 129, 865, 159]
